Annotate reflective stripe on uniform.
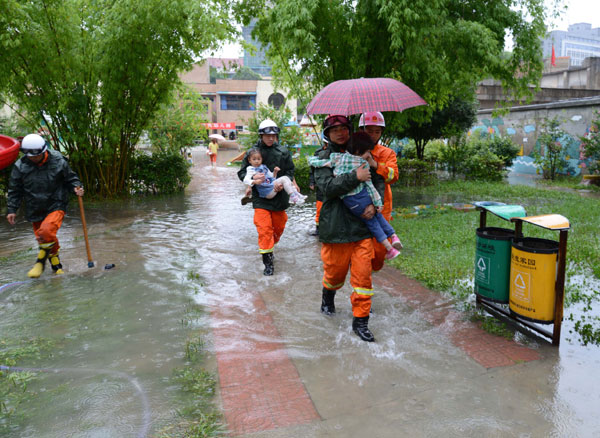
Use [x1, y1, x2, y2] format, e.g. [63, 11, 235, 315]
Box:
[383, 165, 395, 183]
[259, 247, 274, 254]
[353, 287, 374, 296]
[323, 280, 345, 290]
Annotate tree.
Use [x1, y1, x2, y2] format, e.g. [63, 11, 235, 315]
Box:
[0, 0, 234, 197]
[238, 104, 302, 150]
[396, 98, 478, 159]
[534, 117, 570, 180]
[236, 0, 555, 122]
[232, 67, 263, 80]
[148, 86, 209, 156]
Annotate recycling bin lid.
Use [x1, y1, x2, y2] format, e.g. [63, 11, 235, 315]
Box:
[474, 201, 506, 208]
[475, 203, 527, 222]
[511, 214, 570, 231]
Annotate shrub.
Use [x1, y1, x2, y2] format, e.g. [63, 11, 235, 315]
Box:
[487, 135, 520, 168]
[580, 110, 600, 175]
[533, 117, 571, 180]
[129, 152, 191, 195]
[293, 155, 310, 193]
[463, 148, 505, 181]
[396, 158, 436, 186]
[437, 132, 516, 181]
[438, 136, 470, 178]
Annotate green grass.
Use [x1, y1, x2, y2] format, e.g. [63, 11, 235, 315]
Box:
[388, 179, 600, 344]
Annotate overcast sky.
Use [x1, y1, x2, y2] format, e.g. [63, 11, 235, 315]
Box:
[548, 0, 600, 30]
[210, 1, 600, 58]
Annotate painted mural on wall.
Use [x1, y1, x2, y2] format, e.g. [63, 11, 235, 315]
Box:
[471, 109, 599, 177]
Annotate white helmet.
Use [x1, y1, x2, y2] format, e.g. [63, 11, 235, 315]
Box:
[21, 134, 48, 156]
[359, 112, 385, 128]
[258, 119, 280, 135]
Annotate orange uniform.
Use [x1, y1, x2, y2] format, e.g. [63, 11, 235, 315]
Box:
[321, 239, 374, 317]
[370, 143, 399, 271]
[32, 210, 65, 255]
[254, 209, 288, 253]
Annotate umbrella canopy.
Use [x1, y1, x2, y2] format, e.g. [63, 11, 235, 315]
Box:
[306, 77, 427, 116]
[208, 134, 226, 141]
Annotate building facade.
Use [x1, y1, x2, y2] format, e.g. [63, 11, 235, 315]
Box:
[179, 62, 296, 134]
[543, 23, 600, 67]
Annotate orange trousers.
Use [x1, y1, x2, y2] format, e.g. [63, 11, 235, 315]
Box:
[32, 210, 65, 255]
[321, 238, 374, 317]
[371, 210, 394, 272]
[315, 200, 323, 225]
[254, 208, 288, 253]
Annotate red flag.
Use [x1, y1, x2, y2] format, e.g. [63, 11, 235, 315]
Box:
[551, 45, 556, 67]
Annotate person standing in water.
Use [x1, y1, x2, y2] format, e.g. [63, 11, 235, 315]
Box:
[312, 115, 385, 342]
[6, 134, 84, 278]
[237, 119, 295, 276]
[358, 111, 401, 271]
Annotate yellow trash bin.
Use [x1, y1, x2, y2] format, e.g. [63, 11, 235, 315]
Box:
[509, 237, 559, 323]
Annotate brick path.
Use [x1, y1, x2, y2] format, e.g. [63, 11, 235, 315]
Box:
[211, 292, 319, 436]
[211, 266, 540, 435]
[374, 265, 541, 368]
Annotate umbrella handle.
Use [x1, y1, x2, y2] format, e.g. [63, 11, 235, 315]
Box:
[77, 196, 94, 267]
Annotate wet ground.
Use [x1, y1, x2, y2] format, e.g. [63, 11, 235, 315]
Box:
[1, 148, 599, 437]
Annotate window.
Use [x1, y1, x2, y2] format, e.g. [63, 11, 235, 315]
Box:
[220, 95, 256, 111]
[268, 93, 285, 109]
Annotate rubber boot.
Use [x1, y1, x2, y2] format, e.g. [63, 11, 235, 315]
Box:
[352, 316, 375, 342]
[27, 242, 54, 278]
[320, 287, 336, 315]
[49, 249, 65, 275]
[310, 225, 319, 236]
[262, 252, 274, 276]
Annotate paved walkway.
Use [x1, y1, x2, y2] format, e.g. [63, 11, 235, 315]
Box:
[194, 156, 565, 438]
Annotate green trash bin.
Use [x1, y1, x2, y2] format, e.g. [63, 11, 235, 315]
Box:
[474, 227, 514, 303]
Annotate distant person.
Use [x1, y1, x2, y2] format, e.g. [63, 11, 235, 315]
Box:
[358, 112, 401, 272]
[243, 148, 306, 204]
[237, 119, 295, 276]
[208, 138, 219, 167]
[6, 134, 84, 278]
[308, 132, 402, 260]
[229, 130, 236, 140]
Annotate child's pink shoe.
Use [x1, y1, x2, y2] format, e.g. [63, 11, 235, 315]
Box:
[390, 235, 403, 250]
[385, 247, 400, 260]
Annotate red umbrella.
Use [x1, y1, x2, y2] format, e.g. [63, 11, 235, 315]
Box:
[306, 77, 427, 115]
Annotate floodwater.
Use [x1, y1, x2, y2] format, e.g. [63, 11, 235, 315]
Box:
[1, 148, 600, 437]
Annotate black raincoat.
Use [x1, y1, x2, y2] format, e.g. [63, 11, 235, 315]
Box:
[237, 140, 295, 211]
[7, 150, 81, 222]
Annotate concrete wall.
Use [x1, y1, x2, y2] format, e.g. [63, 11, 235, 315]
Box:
[540, 57, 600, 89]
[473, 97, 600, 176]
[477, 82, 600, 110]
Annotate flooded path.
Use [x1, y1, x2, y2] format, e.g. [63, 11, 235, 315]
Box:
[1, 148, 600, 437]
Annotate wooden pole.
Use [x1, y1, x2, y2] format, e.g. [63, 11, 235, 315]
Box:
[77, 196, 94, 268]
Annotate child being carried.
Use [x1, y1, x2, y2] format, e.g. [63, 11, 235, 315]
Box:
[308, 132, 402, 259]
[243, 148, 307, 204]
